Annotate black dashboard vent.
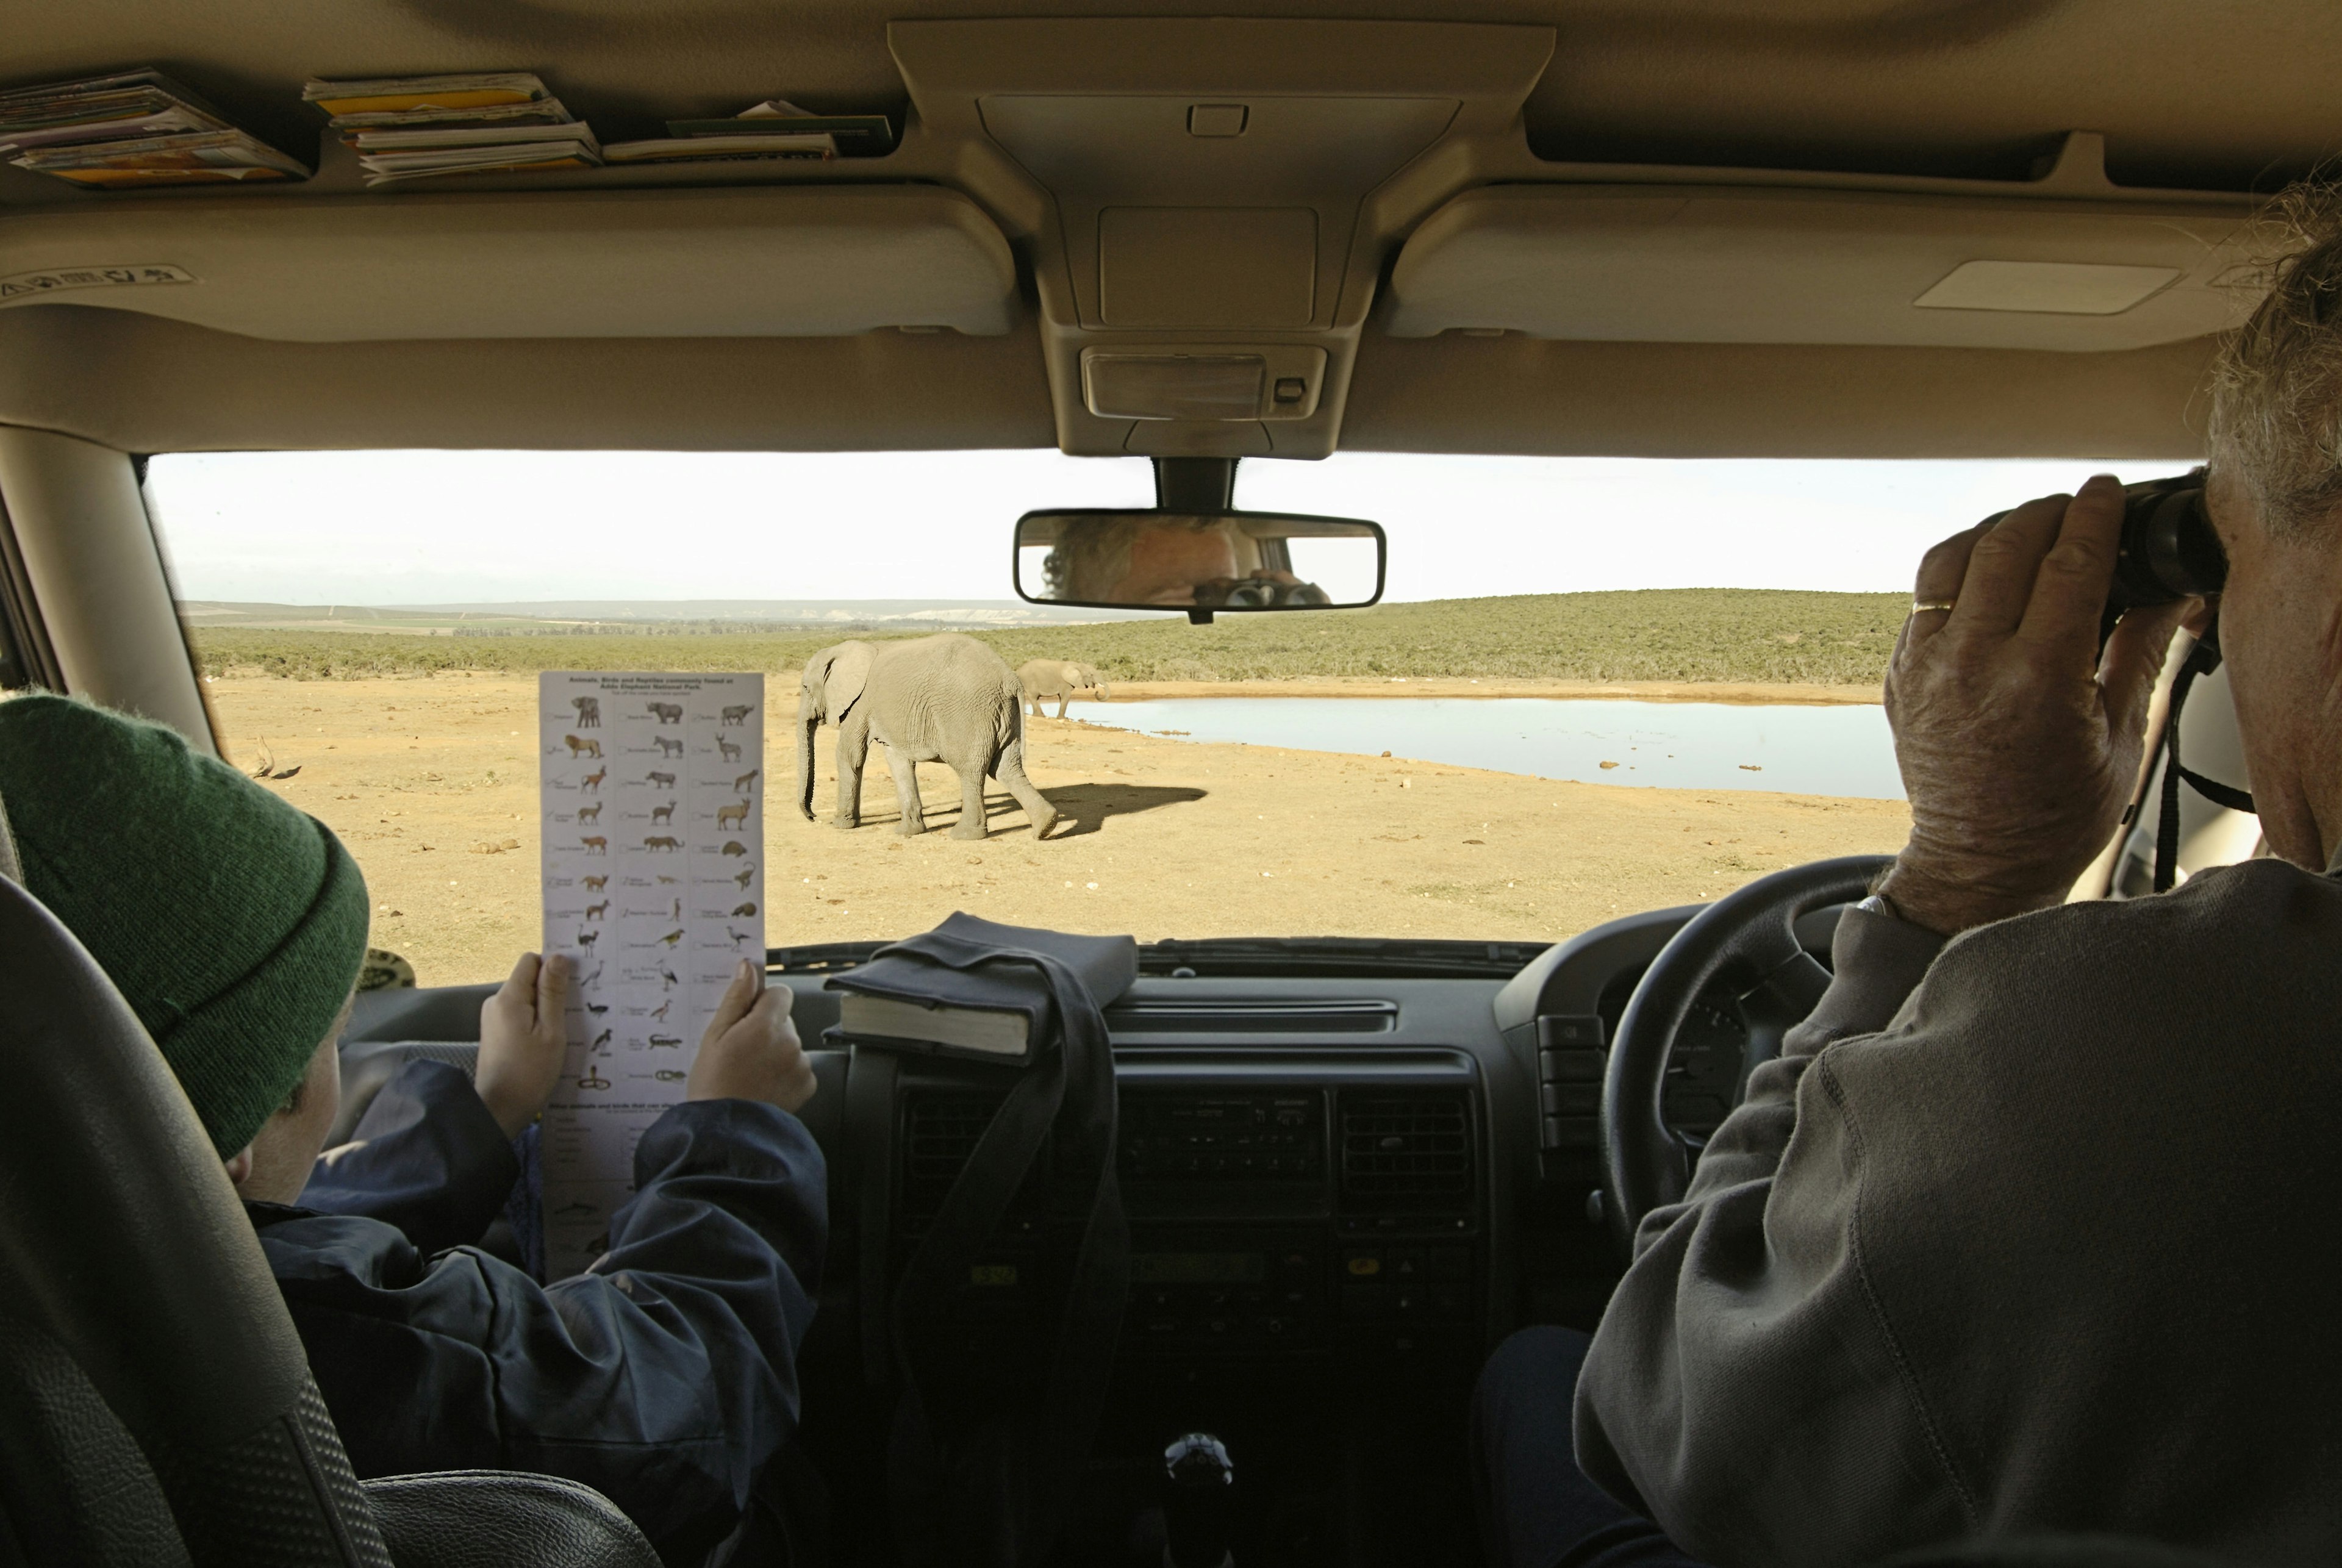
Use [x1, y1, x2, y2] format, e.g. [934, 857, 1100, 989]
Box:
[1339, 1092, 1471, 1203]
[901, 1094, 1000, 1212]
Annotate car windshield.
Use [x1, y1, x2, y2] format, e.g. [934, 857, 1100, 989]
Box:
[146, 449, 2134, 986]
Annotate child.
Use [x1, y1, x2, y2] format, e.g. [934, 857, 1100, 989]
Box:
[0, 694, 825, 1566]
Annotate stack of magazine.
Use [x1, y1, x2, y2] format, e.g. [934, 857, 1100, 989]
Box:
[603, 98, 893, 165]
[0, 69, 309, 187]
[303, 73, 600, 185]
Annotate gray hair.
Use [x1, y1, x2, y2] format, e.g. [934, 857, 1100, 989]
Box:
[2209, 183, 2342, 535]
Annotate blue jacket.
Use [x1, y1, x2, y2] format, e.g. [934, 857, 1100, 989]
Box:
[248, 1060, 826, 1565]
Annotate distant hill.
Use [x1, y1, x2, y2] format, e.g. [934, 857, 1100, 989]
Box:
[191, 589, 1909, 687]
[177, 598, 1144, 632]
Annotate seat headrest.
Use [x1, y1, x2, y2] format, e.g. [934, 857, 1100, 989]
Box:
[0, 874, 312, 1463]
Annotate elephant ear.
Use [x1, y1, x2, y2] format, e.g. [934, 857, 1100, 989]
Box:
[825, 645, 875, 721]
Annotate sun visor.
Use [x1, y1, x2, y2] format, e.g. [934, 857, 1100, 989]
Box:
[1386, 185, 2257, 351]
[0, 185, 1019, 341]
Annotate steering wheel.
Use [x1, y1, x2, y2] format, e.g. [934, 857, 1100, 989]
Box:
[1600, 854, 1892, 1260]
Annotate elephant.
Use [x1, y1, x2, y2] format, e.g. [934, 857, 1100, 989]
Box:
[797, 634, 1058, 840]
[1018, 659, 1111, 719]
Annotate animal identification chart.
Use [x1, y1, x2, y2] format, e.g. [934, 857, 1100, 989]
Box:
[538, 672, 764, 1276]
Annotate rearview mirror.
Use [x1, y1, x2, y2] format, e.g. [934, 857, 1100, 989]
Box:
[1014, 509, 1384, 619]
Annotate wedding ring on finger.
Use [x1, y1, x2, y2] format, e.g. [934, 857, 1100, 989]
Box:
[1910, 600, 1957, 615]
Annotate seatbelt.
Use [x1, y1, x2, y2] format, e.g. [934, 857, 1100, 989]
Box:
[0, 773, 20, 884]
[879, 930, 1128, 1568]
[2153, 623, 2256, 893]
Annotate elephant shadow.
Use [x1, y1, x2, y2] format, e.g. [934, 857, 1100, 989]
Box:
[1020, 782, 1208, 839]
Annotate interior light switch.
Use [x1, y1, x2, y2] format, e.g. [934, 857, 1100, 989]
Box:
[1272, 376, 1306, 404]
[1187, 104, 1248, 138]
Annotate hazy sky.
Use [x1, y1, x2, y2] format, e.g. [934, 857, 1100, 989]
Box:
[145, 448, 2174, 606]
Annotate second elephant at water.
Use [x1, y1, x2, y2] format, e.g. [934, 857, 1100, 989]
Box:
[1018, 659, 1109, 719]
[797, 634, 1059, 840]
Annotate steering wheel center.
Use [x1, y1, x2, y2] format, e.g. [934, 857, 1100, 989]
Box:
[1599, 854, 1892, 1259]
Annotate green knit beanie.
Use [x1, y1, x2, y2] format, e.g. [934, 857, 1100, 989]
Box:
[0, 694, 369, 1158]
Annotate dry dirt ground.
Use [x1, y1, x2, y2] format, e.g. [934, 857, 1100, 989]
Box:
[210, 674, 1911, 987]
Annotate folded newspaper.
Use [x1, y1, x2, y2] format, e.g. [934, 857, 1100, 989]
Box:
[304, 73, 598, 185]
[1, 70, 307, 185]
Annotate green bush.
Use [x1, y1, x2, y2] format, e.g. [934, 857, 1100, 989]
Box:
[192, 589, 1907, 687]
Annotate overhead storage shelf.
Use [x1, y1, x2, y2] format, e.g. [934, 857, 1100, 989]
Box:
[0, 183, 1019, 340]
[1388, 181, 2258, 353]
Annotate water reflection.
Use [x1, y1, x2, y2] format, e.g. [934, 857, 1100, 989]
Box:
[1082, 697, 1902, 800]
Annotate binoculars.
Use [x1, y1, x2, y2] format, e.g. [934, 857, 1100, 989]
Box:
[1983, 470, 2224, 639]
[2107, 471, 2225, 617]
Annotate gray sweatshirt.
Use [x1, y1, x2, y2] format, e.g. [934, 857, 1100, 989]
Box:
[1574, 856, 2342, 1567]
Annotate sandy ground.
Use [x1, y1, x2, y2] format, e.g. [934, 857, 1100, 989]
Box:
[209, 674, 1911, 987]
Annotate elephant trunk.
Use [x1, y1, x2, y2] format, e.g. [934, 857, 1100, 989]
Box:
[797, 709, 821, 820]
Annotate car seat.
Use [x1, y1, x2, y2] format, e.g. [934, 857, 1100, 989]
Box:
[0, 799, 659, 1568]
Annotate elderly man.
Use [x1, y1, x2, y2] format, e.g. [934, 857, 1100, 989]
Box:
[1473, 201, 2342, 1567]
[1042, 513, 1318, 606]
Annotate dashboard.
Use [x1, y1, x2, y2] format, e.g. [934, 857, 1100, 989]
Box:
[335, 906, 1824, 1568]
[335, 903, 1824, 1367]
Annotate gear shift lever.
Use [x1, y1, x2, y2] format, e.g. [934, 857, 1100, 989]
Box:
[1161, 1433, 1234, 1568]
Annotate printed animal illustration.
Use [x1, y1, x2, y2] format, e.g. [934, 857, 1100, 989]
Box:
[657, 928, 685, 947]
[583, 900, 609, 921]
[798, 635, 1058, 840]
[582, 964, 603, 987]
[581, 836, 607, 855]
[575, 802, 602, 825]
[648, 1034, 683, 1049]
[582, 873, 607, 892]
[590, 1028, 612, 1051]
[563, 734, 603, 759]
[656, 875, 679, 885]
[731, 901, 758, 917]
[646, 770, 677, 790]
[1019, 659, 1110, 719]
[586, 1001, 608, 1017]
[721, 704, 753, 725]
[728, 927, 754, 948]
[580, 765, 606, 793]
[733, 865, 756, 890]
[653, 1069, 688, 1083]
[645, 701, 684, 725]
[643, 835, 682, 852]
[670, 898, 682, 922]
[721, 840, 748, 857]
[659, 967, 679, 990]
[579, 1067, 611, 1091]
[571, 695, 601, 728]
[650, 802, 675, 826]
[651, 998, 672, 1022]
[576, 928, 600, 951]
[654, 736, 685, 759]
[715, 801, 750, 832]
[717, 736, 742, 764]
[733, 769, 760, 797]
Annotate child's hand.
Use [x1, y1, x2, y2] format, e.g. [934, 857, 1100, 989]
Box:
[688, 959, 816, 1113]
[476, 952, 572, 1139]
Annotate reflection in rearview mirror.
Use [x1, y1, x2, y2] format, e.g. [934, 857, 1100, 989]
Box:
[1014, 510, 1385, 614]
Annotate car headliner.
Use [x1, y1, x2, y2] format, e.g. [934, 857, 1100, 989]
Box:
[1, 0, 2335, 462]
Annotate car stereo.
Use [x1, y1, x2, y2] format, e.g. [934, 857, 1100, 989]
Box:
[895, 1068, 1484, 1358]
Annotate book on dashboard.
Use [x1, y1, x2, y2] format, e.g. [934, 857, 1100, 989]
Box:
[826, 912, 1138, 1064]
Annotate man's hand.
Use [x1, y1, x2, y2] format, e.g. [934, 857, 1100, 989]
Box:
[1877, 474, 2195, 936]
[688, 959, 816, 1113]
[476, 952, 571, 1139]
